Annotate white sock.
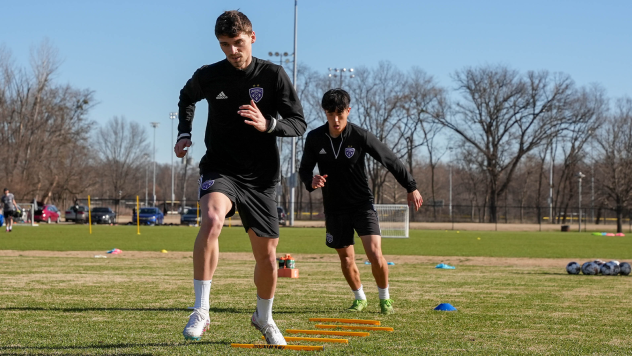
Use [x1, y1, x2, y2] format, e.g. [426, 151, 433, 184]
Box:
[378, 285, 390, 300]
[193, 279, 211, 311]
[352, 285, 366, 300]
[256, 295, 274, 326]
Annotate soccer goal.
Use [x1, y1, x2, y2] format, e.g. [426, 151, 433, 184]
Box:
[374, 204, 409, 238]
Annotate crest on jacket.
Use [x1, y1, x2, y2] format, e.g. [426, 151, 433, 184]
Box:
[345, 148, 355, 158]
[249, 87, 264, 103]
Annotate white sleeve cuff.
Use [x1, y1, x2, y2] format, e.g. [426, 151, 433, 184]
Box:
[267, 118, 277, 133]
[177, 133, 191, 141]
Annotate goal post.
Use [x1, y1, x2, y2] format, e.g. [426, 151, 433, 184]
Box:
[374, 204, 409, 238]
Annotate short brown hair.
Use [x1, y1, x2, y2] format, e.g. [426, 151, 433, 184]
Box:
[215, 10, 252, 38]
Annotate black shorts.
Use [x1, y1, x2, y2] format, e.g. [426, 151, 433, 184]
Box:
[3, 210, 14, 220]
[324, 204, 381, 249]
[198, 172, 279, 238]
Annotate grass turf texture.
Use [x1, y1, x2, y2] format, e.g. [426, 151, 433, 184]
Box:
[1, 225, 631, 259]
[1, 254, 632, 355]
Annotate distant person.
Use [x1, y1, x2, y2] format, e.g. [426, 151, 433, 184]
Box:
[299, 89, 423, 314]
[2, 188, 18, 232]
[174, 10, 306, 344]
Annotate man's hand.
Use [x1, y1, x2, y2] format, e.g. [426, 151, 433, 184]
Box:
[408, 190, 423, 211]
[312, 174, 328, 190]
[239, 100, 269, 132]
[174, 139, 192, 158]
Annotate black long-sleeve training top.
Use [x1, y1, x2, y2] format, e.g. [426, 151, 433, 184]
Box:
[299, 122, 417, 213]
[177, 57, 306, 187]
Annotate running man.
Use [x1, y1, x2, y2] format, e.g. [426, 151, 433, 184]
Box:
[174, 11, 306, 344]
[299, 89, 422, 314]
[2, 188, 18, 232]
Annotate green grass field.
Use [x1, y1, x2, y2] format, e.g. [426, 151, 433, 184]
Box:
[1, 225, 632, 355]
[1, 224, 631, 259]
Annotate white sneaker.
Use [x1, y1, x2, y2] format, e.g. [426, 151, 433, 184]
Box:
[183, 308, 210, 341]
[251, 310, 286, 345]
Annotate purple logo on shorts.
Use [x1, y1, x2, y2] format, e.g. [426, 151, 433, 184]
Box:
[345, 148, 355, 158]
[201, 180, 214, 190]
[249, 87, 264, 103]
[326, 233, 334, 244]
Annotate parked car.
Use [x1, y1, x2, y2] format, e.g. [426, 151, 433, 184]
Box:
[34, 204, 61, 224]
[65, 205, 89, 222]
[90, 207, 116, 224]
[180, 208, 200, 225]
[277, 206, 287, 226]
[133, 207, 164, 225]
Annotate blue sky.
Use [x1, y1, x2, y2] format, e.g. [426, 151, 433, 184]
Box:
[1, 0, 630, 164]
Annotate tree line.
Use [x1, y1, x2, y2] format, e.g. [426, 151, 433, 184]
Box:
[2, 42, 631, 231]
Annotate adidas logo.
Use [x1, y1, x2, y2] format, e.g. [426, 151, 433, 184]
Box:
[216, 91, 228, 99]
[319, 149, 326, 154]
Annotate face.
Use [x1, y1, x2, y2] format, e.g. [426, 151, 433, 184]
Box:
[217, 32, 256, 70]
[325, 107, 351, 137]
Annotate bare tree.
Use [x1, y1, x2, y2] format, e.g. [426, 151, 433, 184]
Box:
[94, 116, 150, 198]
[0, 40, 95, 203]
[436, 65, 575, 222]
[348, 62, 409, 202]
[594, 97, 632, 232]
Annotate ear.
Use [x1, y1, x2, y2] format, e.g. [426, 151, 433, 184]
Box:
[250, 31, 256, 44]
[346, 107, 351, 114]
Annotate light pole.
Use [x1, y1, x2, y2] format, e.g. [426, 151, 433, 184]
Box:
[591, 164, 595, 224]
[327, 68, 355, 88]
[150, 122, 160, 207]
[143, 153, 149, 206]
[268, 51, 294, 211]
[169, 112, 178, 214]
[290, 0, 298, 226]
[577, 172, 585, 232]
[449, 146, 453, 224]
[549, 145, 554, 224]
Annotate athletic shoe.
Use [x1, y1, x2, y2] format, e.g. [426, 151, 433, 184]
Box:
[380, 299, 395, 314]
[182, 308, 210, 341]
[347, 299, 368, 312]
[251, 310, 287, 345]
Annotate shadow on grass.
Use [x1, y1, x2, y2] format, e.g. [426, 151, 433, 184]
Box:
[0, 340, 229, 353]
[1, 306, 331, 314]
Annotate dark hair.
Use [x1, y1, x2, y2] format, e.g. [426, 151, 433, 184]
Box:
[321, 89, 350, 112]
[3, 188, 7, 192]
[215, 10, 253, 38]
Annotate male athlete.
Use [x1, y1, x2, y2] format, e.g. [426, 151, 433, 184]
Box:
[2, 188, 18, 232]
[174, 11, 305, 344]
[299, 89, 422, 314]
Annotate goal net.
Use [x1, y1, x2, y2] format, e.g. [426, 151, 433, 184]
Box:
[374, 204, 409, 238]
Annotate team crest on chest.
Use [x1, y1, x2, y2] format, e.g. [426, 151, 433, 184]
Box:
[249, 86, 264, 103]
[345, 147, 355, 158]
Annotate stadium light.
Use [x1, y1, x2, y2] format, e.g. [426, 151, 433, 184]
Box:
[150, 122, 160, 207]
[327, 67, 354, 88]
[169, 112, 178, 214]
[577, 172, 585, 232]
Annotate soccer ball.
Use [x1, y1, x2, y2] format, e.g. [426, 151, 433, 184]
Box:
[593, 260, 605, 267]
[582, 262, 599, 275]
[600, 262, 620, 276]
[610, 260, 620, 266]
[619, 262, 631, 276]
[566, 262, 581, 275]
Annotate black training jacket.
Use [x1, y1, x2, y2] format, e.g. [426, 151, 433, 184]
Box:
[177, 57, 306, 187]
[299, 122, 417, 213]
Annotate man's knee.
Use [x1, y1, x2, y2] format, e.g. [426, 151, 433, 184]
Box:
[200, 212, 224, 235]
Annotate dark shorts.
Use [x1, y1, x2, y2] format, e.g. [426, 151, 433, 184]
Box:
[324, 204, 381, 249]
[3, 210, 14, 220]
[198, 172, 279, 238]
